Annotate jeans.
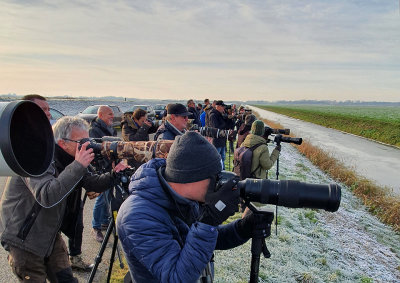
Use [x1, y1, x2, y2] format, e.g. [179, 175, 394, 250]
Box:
[92, 189, 111, 230]
[215, 146, 226, 170]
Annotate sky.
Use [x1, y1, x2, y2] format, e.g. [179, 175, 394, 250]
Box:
[1, 0, 399, 102]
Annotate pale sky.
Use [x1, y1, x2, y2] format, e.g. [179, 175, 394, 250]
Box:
[1, 0, 399, 102]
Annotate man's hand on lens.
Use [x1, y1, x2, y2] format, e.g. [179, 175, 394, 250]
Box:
[75, 142, 94, 167]
[199, 177, 240, 226]
[236, 211, 271, 239]
[113, 161, 130, 173]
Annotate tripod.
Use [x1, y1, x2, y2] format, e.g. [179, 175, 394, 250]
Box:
[87, 171, 131, 283]
[246, 202, 275, 283]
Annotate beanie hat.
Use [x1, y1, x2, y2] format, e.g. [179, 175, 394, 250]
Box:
[251, 120, 265, 136]
[164, 131, 222, 183]
[245, 114, 256, 126]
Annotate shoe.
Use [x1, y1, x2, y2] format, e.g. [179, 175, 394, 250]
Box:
[70, 255, 94, 271]
[91, 228, 104, 243]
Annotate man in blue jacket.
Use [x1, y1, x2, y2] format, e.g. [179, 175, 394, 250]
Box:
[117, 131, 268, 282]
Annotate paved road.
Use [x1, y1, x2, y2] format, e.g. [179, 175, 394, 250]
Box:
[251, 106, 400, 196]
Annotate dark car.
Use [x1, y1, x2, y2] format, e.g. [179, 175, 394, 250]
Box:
[125, 105, 156, 120]
[77, 105, 123, 127]
[49, 108, 65, 125]
[153, 104, 166, 120]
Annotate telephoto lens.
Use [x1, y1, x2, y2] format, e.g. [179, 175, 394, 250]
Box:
[237, 178, 341, 212]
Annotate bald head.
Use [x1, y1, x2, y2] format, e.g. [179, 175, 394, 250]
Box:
[97, 105, 114, 126]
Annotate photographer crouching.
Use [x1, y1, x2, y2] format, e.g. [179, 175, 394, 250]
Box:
[0, 116, 128, 282]
[117, 131, 270, 282]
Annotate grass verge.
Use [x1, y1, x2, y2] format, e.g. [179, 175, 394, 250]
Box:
[259, 116, 400, 232]
[256, 105, 400, 147]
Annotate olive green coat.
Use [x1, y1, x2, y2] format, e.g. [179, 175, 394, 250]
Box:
[241, 134, 280, 179]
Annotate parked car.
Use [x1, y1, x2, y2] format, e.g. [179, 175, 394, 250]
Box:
[153, 104, 166, 120]
[49, 108, 65, 125]
[125, 105, 156, 120]
[77, 105, 123, 127]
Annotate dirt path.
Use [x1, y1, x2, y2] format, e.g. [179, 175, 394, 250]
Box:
[250, 106, 400, 196]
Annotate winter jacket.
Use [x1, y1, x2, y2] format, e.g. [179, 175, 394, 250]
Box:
[117, 159, 248, 283]
[236, 123, 252, 148]
[0, 160, 87, 258]
[55, 145, 115, 239]
[209, 108, 234, 148]
[241, 134, 280, 179]
[204, 105, 213, 127]
[154, 120, 184, 141]
[200, 111, 206, 127]
[188, 106, 201, 127]
[120, 114, 157, 142]
[89, 117, 117, 138]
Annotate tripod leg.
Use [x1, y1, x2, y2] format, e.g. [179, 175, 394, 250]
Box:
[87, 220, 115, 283]
[106, 224, 119, 283]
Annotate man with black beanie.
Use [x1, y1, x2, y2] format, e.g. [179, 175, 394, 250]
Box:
[117, 131, 269, 282]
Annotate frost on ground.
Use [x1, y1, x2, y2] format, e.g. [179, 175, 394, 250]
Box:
[215, 142, 400, 283]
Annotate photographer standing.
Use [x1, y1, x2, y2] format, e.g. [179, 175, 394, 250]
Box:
[187, 99, 201, 127]
[241, 120, 280, 179]
[154, 103, 191, 141]
[121, 108, 157, 142]
[236, 114, 256, 148]
[0, 117, 95, 282]
[209, 100, 234, 169]
[117, 132, 268, 282]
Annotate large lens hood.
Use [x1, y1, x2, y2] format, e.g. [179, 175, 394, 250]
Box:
[0, 101, 54, 177]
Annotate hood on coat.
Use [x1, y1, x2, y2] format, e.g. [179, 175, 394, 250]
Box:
[242, 133, 267, 148]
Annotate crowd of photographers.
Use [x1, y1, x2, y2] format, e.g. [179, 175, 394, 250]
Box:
[0, 96, 281, 282]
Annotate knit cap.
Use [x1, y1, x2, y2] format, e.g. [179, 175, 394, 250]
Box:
[250, 120, 265, 136]
[164, 131, 222, 183]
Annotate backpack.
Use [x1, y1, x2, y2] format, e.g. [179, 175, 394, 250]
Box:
[233, 143, 263, 180]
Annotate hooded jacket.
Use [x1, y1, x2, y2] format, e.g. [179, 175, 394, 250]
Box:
[241, 134, 280, 179]
[117, 159, 248, 283]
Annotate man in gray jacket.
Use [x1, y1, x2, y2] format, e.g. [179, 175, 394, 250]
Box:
[0, 117, 95, 282]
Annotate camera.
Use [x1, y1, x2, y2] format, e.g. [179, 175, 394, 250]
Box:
[215, 171, 341, 212]
[189, 125, 227, 138]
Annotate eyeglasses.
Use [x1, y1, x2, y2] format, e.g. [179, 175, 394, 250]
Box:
[62, 138, 83, 144]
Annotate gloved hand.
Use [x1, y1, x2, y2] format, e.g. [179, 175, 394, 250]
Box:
[275, 144, 281, 152]
[236, 211, 271, 239]
[199, 177, 240, 226]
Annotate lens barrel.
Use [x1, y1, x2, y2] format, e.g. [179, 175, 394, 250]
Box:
[237, 179, 341, 212]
